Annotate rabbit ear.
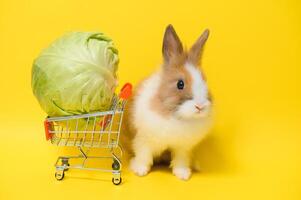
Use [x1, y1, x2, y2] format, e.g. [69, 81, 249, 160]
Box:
[162, 24, 184, 63]
[188, 29, 210, 65]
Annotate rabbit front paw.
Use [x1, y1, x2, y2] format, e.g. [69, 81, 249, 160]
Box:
[130, 158, 151, 176]
[172, 167, 191, 180]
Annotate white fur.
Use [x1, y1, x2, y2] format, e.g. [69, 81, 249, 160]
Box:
[173, 167, 191, 180]
[185, 63, 208, 106]
[130, 65, 212, 180]
[175, 63, 211, 119]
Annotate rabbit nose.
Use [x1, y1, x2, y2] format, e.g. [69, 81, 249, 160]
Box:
[195, 104, 205, 111]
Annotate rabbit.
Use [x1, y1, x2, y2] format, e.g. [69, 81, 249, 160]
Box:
[122, 24, 213, 180]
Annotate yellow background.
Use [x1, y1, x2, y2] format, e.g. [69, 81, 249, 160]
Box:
[0, 0, 300, 199]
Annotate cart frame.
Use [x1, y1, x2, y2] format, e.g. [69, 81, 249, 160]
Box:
[44, 83, 132, 185]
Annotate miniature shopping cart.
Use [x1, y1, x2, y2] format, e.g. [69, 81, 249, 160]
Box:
[44, 83, 132, 185]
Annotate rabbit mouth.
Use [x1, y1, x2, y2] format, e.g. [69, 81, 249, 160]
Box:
[195, 104, 205, 112]
[195, 107, 209, 116]
[174, 100, 211, 119]
[194, 106, 208, 116]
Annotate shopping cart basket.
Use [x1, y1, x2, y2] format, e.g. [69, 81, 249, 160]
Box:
[44, 83, 132, 185]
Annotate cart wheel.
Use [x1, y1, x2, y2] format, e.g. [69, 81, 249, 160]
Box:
[112, 160, 120, 170]
[55, 171, 65, 181]
[112, 177, 122, 185]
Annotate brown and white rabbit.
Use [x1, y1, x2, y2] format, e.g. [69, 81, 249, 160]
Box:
[123, 25, 213, 180]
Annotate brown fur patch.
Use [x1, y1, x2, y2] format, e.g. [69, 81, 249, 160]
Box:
[151, 52, 193, 117]
[120, 80, 146, 155]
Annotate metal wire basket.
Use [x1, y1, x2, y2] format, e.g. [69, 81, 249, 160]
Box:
[44, 83, 132, 185]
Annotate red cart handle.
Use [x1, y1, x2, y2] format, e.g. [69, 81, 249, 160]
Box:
[44, 120, 52, 141]
[119, 83, 132, 100]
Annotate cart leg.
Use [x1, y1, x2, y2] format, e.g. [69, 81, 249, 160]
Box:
[78, 146, 88, 158]
[55, 157, 69, 181]
[111, 148, 122, 185]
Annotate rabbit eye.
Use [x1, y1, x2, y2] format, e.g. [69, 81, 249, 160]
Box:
[177, 80, 184, 90]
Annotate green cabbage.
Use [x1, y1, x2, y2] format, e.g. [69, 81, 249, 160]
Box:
[32, 32, 119, 117]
